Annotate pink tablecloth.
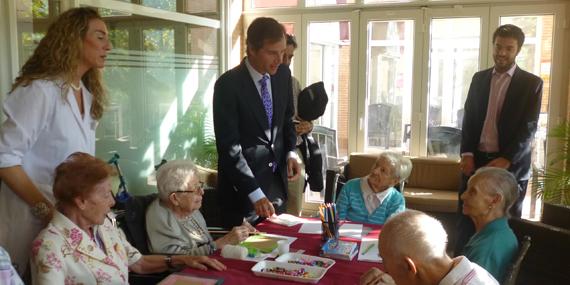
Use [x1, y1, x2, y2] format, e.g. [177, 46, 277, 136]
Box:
[182, 219, 382, 285]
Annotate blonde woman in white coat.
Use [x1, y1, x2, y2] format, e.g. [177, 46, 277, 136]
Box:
[0, 7, 111, 275]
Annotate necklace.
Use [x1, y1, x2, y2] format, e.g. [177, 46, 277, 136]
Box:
[70, 82, 81, 91]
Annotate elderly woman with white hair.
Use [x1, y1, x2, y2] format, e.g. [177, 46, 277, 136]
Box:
[359, 210, 498, 285]
[460, 167, 519, 281]
[337, 152, 412, 225]
[146, 160, 254, 256]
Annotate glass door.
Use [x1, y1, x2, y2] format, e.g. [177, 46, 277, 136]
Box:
[360, 10, 422, 154]
[424, 7, 489, 158]
[302, 11, 358, 204]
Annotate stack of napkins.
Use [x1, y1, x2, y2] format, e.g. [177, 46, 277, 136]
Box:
[267, 214, 306, 227]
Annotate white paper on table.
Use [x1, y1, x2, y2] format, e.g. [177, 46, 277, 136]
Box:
[358, 239, 382, 262]
[298, 220, 322, 234]
[241, 233, 298, 262]
[267, 214, 306, 227]
[339, 223, 363, 239]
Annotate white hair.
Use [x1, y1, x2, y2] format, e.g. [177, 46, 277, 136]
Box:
[377, 152, 413, 182]
[468, 167, 519, 215]
[155, 160, 198, 201]
[380, 210, 448, 263]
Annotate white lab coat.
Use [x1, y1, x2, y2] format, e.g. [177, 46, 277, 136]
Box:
[0, 79, 96, 274]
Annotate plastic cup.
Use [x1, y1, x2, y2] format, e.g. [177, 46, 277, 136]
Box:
[277, 240, 289, 255]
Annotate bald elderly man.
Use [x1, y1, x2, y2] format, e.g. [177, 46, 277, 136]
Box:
[360, 210, 498, 285]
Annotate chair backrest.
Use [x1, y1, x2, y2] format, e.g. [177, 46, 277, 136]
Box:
[312, 125, 339, 173]
[427, 126, 461, 158]
[115, 193, 158, 255]
[502, 235, 532, 285]
[324, 169, 340, 203]
[200, 186, 223, 228]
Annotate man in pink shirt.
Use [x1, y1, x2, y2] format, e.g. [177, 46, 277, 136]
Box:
[454, 24, 543, 254]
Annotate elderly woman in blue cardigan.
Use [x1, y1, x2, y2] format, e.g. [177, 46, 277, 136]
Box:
[337, 152, 412, 225]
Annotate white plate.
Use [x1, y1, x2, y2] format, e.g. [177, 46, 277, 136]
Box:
[275, 253, 336, 270]
[251, 260, 326, 284]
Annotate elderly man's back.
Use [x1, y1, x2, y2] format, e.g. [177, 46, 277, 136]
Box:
[360, 210, 499, 285]
[440, 256, 498, 285]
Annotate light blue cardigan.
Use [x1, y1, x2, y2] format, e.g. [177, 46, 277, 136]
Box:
[336, 178, 405, 225]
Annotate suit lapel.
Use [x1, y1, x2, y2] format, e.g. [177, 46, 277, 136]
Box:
[481, 69, 493, 112]
[239, 61, 272, 141]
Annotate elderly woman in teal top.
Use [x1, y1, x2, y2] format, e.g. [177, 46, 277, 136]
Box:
[460, 167, 519, 281]
[337, 152, 412, 225]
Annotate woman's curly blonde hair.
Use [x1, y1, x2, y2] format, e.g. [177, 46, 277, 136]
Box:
[11, 7, 107, 120]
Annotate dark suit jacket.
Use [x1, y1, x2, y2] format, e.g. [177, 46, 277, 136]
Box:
[461, 66, 543, 180]
[213, 59, 296, 226]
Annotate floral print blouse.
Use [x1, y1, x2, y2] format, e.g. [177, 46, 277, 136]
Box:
[31, 211, 142, 285]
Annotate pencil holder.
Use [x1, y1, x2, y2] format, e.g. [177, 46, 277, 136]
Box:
[321, 220, 339, 242]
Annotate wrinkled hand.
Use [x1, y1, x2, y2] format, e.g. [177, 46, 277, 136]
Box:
[182, 256, 226, 271]
[241, 220, 257, 233]
[254, 197, 275, 218]
[359, 268, 395, 285]
[486, 157, 511, 169]
[460, 155, 475, 176]
[224, 226, 250, 245]
[295, 120, 313, 136]
[287, 157, 301, 181]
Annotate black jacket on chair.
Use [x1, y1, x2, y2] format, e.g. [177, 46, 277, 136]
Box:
[299, 134, 323, 192]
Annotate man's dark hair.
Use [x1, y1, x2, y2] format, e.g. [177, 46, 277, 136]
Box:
[286, 34, 297, 48]
[493, 24, 525, 50]
[246, 17, 285, 52]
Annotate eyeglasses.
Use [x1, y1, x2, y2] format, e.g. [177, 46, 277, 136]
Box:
[172, 182, 205, 194]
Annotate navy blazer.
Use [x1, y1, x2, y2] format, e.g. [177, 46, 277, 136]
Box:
[461, 66, 543, 180]
[213, 59, 296, 224]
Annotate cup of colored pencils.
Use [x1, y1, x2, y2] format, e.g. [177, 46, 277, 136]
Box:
[320, 203, 339, 242]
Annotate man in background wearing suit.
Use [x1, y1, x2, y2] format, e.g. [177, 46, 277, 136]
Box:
[213, 17, 300, 228]
[455, 24, 543, 253]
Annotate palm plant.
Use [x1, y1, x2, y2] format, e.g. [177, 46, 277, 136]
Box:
[537, 123, 570, 206]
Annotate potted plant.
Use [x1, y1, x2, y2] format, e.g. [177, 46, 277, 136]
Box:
[536, 122, 570, 230]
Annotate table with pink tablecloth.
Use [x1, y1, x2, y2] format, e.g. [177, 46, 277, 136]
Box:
[182, 219, 382, 285]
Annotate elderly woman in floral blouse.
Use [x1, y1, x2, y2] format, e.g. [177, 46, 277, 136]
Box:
[30, 153, 225, 285]
[146, 160, 255, 256]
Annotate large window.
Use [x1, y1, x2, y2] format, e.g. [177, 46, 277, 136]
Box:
[98, 12, 219, 194]
[307, 20, 351, 157]
[427, 17, 481, 159]
[364, 19, 414, 153]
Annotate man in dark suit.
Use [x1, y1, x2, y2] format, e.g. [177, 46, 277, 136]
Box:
[213, 17, 300, 228]
[454, 24, 543, 253]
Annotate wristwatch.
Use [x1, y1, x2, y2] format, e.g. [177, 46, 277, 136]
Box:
[31, 201, 51, 220]
[164, 255, 175, 269]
